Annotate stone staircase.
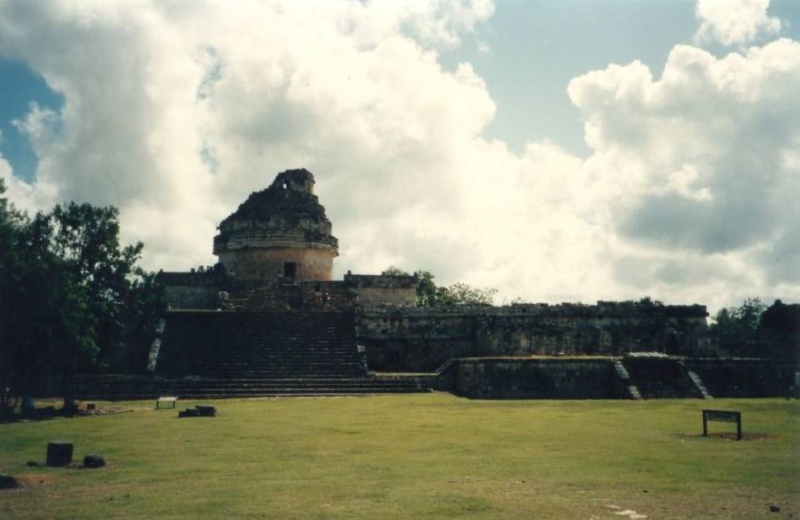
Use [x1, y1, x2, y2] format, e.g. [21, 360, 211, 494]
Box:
[158, 377, 426, 398]
[90, 309, 431, 399]
[613, 360, 642, 400]
[73, 375, 427, 400]
[156, 311, 365, 379]
[683, 365, 713, 399]
[622, 356, 705, 399]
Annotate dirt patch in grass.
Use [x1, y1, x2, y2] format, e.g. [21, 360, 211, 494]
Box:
[678, 432, 780, 441]
[79, 406, 140, 416]
[2, 403, 145, 423]
[14, 474, 59, 487]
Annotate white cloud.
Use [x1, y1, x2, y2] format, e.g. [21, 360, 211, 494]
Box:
[0, 153, 56, 214]
[0, 0, 797, 314]
[568, 37, 800, 306]
[0, 0, 497, 272]
[694, 0, 781, 47]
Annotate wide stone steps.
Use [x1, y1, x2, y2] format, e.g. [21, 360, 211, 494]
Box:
[73, 376, 429, 400]
[217, 369, 367, 378]
[164, 379, 425, 392]
[622, 357, 704, 399]
[157, 310, 367, 380]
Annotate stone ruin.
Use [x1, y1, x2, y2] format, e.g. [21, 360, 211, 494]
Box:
[213, 168, 338, 282]
[79, 167, 793, 400]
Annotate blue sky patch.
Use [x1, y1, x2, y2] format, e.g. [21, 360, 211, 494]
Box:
[0, 60, 64, 182]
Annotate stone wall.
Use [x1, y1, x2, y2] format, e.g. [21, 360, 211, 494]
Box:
[229, 280, 354, 312]
[684, 358, 795, 397]
[160, 272, 416, 311]
[217, 246, 336, 282]
[433, 356, 795, 399]
[344, 273, 417, 308]
[442, 358, 627, 399]
[158, 272, 717, 381]
[358, 302, 709, 372]
[159, 271, 229, 310]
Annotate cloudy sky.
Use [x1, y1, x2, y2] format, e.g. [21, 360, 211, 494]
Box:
[1, 0, 799, 313]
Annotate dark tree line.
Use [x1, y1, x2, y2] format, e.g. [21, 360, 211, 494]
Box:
[0, 180, 164, 415]
[711, 297, 799, 360]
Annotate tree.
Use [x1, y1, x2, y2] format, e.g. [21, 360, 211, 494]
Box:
[711, 298, 766, 333]
[49, 203, 145, 371]
[0, 179, 25, 413]
[759, 300, 800, 362]
[435, 282, 497, 306]
[415, 270, 438, 307]
[380, 266, 408, 277]
[710, 297, 767, 357]
[113, 271, 166, 372]
[760, 300, 800, 334]
[381, 266, 497, 307]
[0, 192, 153, 413]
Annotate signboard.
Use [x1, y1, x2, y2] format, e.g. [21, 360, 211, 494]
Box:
[702, 409, 742, 440]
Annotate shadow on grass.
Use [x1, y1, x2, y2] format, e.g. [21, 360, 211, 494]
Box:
[1, 405, 137, 424]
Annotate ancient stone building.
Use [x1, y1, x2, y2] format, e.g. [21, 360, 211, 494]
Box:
[160, 168, 711, 365]
[213, 168, 338, 281]
[138, 167, 792, 401]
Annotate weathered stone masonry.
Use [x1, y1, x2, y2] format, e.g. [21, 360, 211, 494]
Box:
[357, 302, 710, 372]
[213, 169, 338, 281]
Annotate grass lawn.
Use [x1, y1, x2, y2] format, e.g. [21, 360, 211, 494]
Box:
[0, 394, 798, 519]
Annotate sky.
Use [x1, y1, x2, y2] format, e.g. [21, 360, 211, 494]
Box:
[0, 0, 799, 314]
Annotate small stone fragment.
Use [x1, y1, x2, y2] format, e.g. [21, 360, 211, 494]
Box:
[0, 474, 18, 490]
[178, 408, 198, 418]
[196, 405, 216, 417]
[83, 454, 106, 468]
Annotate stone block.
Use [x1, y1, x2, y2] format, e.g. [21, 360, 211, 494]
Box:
[83, 454, 106, 468]
[0, 474, 18, 489]
[46, 441, 73, 467]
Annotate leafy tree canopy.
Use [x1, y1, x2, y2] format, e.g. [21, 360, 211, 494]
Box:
[760, 299, 800, 334]
[710, 297, 799, 361]
[381, 266, 496, 306]
[0, 183, 163, 413]
[711, 297, 767, 337]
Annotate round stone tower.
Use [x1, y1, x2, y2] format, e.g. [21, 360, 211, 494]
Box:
[213, 169, 338, 281]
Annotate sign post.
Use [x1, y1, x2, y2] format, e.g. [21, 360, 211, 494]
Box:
[702, 410, 742, 440]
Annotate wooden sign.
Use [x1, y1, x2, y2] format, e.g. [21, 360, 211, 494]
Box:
[702, 409, 742, 440]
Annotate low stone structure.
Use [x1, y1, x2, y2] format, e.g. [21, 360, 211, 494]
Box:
[436, 356, 792, 400]
[357, 301, 709, 372]
[444, 357, 628, 399]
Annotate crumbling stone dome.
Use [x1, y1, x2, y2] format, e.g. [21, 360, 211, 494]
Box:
[213, 169, 339, 281]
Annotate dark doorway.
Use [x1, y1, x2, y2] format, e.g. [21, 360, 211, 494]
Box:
[283, 262, 297, 279]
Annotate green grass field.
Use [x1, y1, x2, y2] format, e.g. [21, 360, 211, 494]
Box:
[1, 395, 798, 519]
